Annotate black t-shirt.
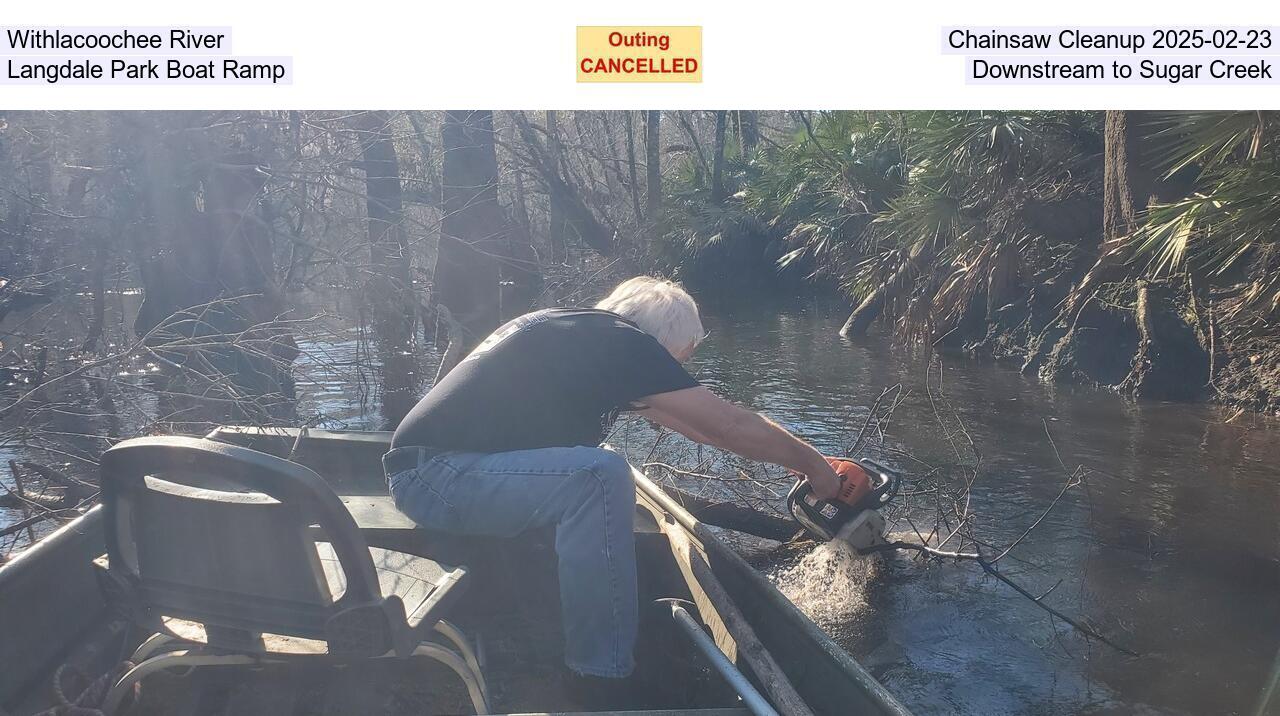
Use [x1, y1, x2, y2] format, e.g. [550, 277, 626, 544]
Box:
[391, 308, 700, 452]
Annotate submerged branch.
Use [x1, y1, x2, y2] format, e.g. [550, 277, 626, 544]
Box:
[864, 539, 1139, 657]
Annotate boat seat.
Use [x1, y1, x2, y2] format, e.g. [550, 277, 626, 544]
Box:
[340, 495, 418, 531]
[92, 436, 491, 714]
[94, 542, 462, 656]
[317, 542, 455, 630]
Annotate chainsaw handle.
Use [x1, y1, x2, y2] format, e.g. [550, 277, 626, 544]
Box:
[785, 479, 836, 541]
[858, 458, 901, 510]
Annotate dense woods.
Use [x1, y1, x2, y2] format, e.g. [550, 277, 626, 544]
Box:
[1, 109, 1278, 553]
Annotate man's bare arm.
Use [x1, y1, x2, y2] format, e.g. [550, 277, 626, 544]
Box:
[635, 386, 841, 500]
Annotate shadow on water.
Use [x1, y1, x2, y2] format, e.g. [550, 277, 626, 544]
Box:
[689, 297, 1280, 716]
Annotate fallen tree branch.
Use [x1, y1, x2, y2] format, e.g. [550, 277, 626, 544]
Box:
[15, 461, 96, 492]
[656, 482, 800, 542]
[0, 508, 69, 539]
[863, 540, 1138, 657]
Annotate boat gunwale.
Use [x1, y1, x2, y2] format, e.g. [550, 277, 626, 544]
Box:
[632, 468, 913, 716]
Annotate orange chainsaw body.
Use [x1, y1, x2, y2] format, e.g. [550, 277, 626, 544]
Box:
[786, 456, 901, 542]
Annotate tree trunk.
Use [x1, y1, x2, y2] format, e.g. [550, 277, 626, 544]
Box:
[645, 110, 662, 224]
[546, 110, 568, 263]
[1123, 280, 1209, 400]
[356, 111, 419, 426]
[60, 171, 104, 353]
[986, 243, 1020, 319]
[625, 111, 643, 222]
[1103, 111, 1148, 241]
[1027, 111, 1152, 378]
[1063, 110, 1161, 315]
[497, 114, 542, 316]
[738, 110, 760, 155]
[25, 121, 55, 277]
[840, 291, 887, 338]
[128, 113, 297, 420]
[840, 247, 929, 338]
[711, 110, 728, 204]
[598, 112, 628, 197]
[437, 110, 507, 361]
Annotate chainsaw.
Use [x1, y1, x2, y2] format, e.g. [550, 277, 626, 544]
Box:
[786, 457, 901, 551]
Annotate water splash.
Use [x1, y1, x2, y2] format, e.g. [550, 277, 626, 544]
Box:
[773, 538, 879, 627]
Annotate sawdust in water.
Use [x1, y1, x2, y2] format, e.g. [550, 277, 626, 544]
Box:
[773, 538, 879, 627]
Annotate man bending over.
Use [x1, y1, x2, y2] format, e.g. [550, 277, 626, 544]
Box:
[383, 277, 841, 689]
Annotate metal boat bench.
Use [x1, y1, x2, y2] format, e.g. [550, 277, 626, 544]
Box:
[92, 436, 490, 714]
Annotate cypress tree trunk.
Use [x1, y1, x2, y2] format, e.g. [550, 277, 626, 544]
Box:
[128, 113, 297, 420]
[1034, 111, 1207, 397]
[436, 110, 507, 369]
[711, 110, 728, 204]
[1103, 110, 1154, 242]
[738, 110, 760, 155]
[625, 111, 643, 222]
[1066, 110, 1160, 312]
[546, 110, 568, 263]
[356, 111, 419, 426]
[645, 110, 662, 224]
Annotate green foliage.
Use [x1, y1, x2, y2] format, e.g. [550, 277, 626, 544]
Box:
[1124, 111, 1280, 317]
[653, 133, 775, 284]
[729, 111, 1102, 340]
[657, 109, 1276, 346]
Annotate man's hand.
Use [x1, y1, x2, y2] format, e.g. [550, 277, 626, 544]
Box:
[802, 458, 843, 501]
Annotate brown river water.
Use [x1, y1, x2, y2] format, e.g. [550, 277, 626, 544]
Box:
[689, 300, 1279, 716]
[3, 293, 1277, 715]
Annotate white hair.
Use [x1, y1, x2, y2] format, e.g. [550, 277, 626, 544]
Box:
[596, 276, 705, 355]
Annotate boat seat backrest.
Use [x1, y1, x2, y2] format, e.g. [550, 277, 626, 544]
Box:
[99, 436, 385, 640]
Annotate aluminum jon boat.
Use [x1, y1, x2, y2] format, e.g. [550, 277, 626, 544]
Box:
[0, 427, 912, 716]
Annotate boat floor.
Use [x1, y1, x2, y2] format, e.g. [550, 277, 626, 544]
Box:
[36, 498, 740, 716]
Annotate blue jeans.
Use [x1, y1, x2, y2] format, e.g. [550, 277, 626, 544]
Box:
[384, 445, 638, 678]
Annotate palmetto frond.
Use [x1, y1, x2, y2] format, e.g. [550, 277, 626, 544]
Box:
[1143, 111, 1278, 176]
[1127, 163, 1280, 313]
[1114, 111, 1280, 319]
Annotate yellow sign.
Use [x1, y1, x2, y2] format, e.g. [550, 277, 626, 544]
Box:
[576, 26, 702, 83]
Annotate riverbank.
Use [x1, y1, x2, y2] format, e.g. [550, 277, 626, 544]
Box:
[681, 268, 1280, 417]
[967, 275, 1280, 416]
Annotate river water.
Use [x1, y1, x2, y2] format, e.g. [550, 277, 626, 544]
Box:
[688, 299, 1279, 716]
[3, 294, 1277, 715]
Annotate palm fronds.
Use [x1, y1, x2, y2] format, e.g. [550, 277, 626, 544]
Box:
[1122, 112, 1280, 318]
